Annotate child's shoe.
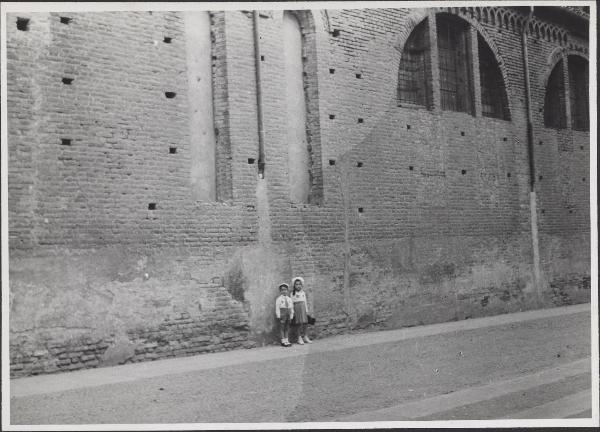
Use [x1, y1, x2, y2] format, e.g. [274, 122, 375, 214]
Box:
[303, 336, 312, 343]
[283, 338, 292, 347]
[297, 337, 305, 345]
[281, 339, 287, 347]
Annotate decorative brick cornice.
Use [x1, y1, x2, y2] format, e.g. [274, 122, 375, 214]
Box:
[564, 6, 589, 20]
[433, 6, 588, 48]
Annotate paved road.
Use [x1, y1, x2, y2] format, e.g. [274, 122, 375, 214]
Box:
[8, 304, 595, 425]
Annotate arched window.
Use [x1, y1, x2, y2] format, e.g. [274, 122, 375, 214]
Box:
[397, 19, 431, 108]
[283, 11, 311, 204]
[437, 14, 473, 113]
[544, 60, 566, 129]
[568, 55, 589, 131]
[478, 34, 510, 120]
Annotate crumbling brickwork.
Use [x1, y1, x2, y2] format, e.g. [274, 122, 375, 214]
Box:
[6, 6, 590, 377]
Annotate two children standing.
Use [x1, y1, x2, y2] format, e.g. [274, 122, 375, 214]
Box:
[275, 276, 312, 347]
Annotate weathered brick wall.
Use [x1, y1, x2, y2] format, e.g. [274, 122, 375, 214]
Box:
[7, 7, 590, 377]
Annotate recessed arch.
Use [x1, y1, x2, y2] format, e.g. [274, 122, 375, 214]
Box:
[568, 54, 589, 131]
[282, 9, 324, 204]
[544, 59, 567, 129]
[478, 34, 510, 120]
[397, 17, 431, 108]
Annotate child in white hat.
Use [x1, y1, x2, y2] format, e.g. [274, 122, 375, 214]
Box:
[291, 276, 312, 344]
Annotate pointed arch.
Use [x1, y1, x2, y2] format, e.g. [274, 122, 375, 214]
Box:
[397, 17, 432, 108]
[478, 34, 510, 120]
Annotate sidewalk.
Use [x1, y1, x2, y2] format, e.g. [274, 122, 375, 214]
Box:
[11, 303, 590, 398]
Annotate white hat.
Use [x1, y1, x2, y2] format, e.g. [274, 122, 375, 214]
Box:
[291, 276, 304, 286]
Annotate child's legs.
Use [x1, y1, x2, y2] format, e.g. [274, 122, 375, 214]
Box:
[299, 323, 306, 337]
[283, 319, 290, 339]
[279, 320, 286, 340]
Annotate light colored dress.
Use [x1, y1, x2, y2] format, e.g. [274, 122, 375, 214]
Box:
[291, 290, 308, 324]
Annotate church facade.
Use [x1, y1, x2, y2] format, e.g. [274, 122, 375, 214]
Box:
[6, 6, 591, 376]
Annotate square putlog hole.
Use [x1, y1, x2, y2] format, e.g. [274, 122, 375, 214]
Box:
[148, 203, 157, 210]
[61, 138, 72, 146]
[329, 68, 335, 74]
[62, 77, 74, 85]
[17, 17, 30, 31]
[328, 159, 336, 166]
[169, 147, 177, 154]
[357, 207, 364, 213]
[60, 16, 71, 24]
[163, 37, 172, 43]
[165, 92, 177, 98]
[248, 158, 255, 164]
[356, 162, 363, 167]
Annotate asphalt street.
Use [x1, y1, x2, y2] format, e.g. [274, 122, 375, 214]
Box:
[9, 304, 594, 425]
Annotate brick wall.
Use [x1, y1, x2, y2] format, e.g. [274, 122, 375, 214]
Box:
[6, 7, 590, 377]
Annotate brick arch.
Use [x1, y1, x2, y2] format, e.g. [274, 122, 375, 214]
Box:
[286, 9, 316, 34]
[542, 49, 589, 88]
[433, 9, 515, 119]
[392, 9, 429, 53]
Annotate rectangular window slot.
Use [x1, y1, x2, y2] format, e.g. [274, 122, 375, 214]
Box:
[461, 169, 467, 175]
[61, 138, 72, 146]
[169, 147, 177, 154]
[503, 137, 507, 141]
[332, 29, 340, 37]
[460, 131, 465, 136]
[357, 118, 364, 123]
[248, 158, 255, 164]
[60, 16, 71, 24]
[329, 68, 335, 74]
[165, 92, 176, 98]
[329, 159, 336, 166]
[538, 175, 543, 181]
[357, 162, 363, 167]
[62, 77, 74, 85]
[507, 172, 511, 178]
[541, 209, 545, 214]
[355, 73, 362, 79]
[148, 203, 157, 210]
[260, 55, 265, 61]
[163, 37, 172, 43]
[407, 124, 411, 130]
[17, 17, 30, 31]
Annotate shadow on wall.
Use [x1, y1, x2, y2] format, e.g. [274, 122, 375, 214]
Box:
[224, 243, 294, 345]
